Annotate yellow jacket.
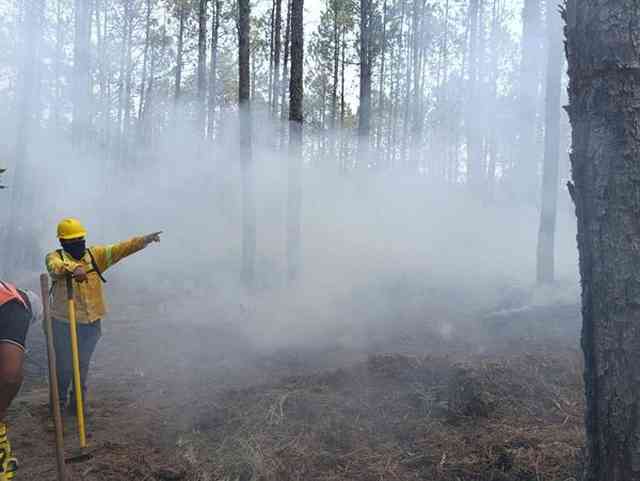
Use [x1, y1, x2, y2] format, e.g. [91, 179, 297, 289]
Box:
[46, 237, 147, 324]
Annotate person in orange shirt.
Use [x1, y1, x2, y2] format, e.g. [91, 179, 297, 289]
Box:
[46, 218, 160, 416]
[0, 281, 41, 480]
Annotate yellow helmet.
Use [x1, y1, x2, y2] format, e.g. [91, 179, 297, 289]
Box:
[57, 218, 87, 240]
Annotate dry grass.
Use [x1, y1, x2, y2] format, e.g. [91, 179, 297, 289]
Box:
[182, 343, 584, 481]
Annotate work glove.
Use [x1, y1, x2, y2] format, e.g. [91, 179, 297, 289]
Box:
[143, 232, 162, 246]
[0, 423, 17, 480]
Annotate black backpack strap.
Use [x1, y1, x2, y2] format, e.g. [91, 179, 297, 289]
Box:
[87, 248, 107, 283]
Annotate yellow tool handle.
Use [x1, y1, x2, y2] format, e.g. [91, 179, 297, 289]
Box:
[66, 277, 87, 448]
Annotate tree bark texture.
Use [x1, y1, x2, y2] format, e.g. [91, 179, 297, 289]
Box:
[565, 1, 640, 479]
[288, 0, 304, 281]
[535, 2, 562, 285]
[197, 0, 208, 138]
[272, 0, 283, 115]
[239, 0, 256, 285]
[208, 0, 221, 140]
[358, 0, 372, 169]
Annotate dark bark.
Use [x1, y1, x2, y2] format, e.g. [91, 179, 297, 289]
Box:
[238, 0, 256, 285]
[340, 26, 347, 171]
[565, 1, 640, 479]
[208, 0, 221, 140]
[198, 0, 208, 138]
[287, 0, 304, 281]
[268, 1, 275, 108]
[358, 0, 372, 169]
[72, 0, 92, 150]
[331, 0, 340, 129]
[535, 2, 562, 285]
[272, 0, 283, 115]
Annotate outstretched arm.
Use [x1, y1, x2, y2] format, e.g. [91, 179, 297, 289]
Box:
[92, 232, 162, 272]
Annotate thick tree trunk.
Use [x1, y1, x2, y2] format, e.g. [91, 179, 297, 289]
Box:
[272, 0, 283, 115]
[208, 0, 221, 140]
[280, 0, 292, 139]
[565, 1, 640, 479]
[197, 0, 208, 138]
[535, 2, 562, 285]
[238, 0, 256, 285]
[72, 0, 92, 151]
[358, 0, 372, 169]
[287, 0, 304, 281]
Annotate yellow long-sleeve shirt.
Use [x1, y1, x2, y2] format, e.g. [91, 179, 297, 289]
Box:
[46, 237, 147, 323]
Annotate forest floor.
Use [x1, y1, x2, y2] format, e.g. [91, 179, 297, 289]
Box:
[10, 282, 584, 481]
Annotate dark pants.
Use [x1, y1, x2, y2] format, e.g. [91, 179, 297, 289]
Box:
[52, 319, 101, 408]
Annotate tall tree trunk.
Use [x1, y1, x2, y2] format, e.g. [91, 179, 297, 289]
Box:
[72, 0, 92, 151]
[272, 0, 283, 115]
[565, 1, 640, 479]
[197, 0, 208, 138]
[486, 0, 499, 196]
[536, 2, 562, 284]
[268, 2, 275, 108]
[358, 0, 372, 169]
[376, 0, 388, 154]
[138, 0, 152, 123]
[515, 0, 542, 200]
[340, 26, 347, 171]
[239, 0, 256, 285]
[280, 0, 292, 138]
[175, 1, 186, 105]
[208, 0, 221, 140]
[465, 0, 482, 191]
[287, 0, 304, 281]
[123, 0, 134, 160]
[331, 0, 340, 129]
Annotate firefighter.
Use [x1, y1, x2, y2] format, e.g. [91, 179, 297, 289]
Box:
[0, 282, 42, 480]
[45, 218, 161, 416]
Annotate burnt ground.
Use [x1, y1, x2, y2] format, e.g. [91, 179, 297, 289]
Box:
[10, 282, 584, 481]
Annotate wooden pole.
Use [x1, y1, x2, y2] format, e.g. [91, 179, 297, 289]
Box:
[40, 274, 66, 481]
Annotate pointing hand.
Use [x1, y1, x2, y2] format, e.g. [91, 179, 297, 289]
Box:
[144, 231, 162, 245]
